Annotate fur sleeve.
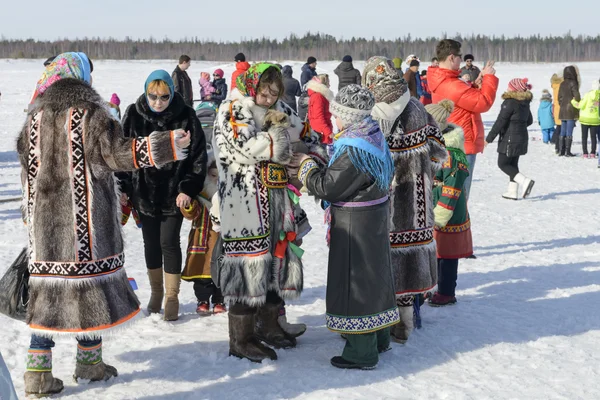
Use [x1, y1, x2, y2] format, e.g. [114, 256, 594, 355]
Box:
[426, 113, 448, 172]
[214, 98, 292, 166]
[16, 116, 30, 222]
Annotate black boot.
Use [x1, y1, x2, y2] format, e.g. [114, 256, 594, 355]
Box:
[558, 136, 566, 156]
[565, 137, 576, 157]
[228, 312, 277, 363]
[255, 302, 296, 349]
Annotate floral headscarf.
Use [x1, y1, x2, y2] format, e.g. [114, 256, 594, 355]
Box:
[30, 52, 91, 103]
[236, 62, 280, 98]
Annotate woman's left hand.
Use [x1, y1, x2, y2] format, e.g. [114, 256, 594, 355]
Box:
[176, 193, 192, 208]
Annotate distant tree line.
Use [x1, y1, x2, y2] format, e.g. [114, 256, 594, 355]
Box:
[1, 32, 599, 62]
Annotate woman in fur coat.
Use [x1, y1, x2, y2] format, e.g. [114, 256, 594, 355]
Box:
[213, 63, 318, 363]
[291, 85, 398, 370]
[17, 52, 190, 396]
[119, 70, 207, 321]
[362, 56, 447, 344]
[426, 100, 473, 306]
[307, 74, 334, 144]
[485, 78, 534, 200]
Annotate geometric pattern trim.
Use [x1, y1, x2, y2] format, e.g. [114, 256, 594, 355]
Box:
[27, 349, 52, 372]
[133, 137, 155, 168]
[76, 343, 102, 365]
[326, 307, 400, 334]
[298, 158, 319, 186]
[442, 186, 461, 200]
[29, 252, 124, 278]
[260, 161, 289, 189]
[27, 111, 43, 260]
[436, 219, 471, 234]
[387, 125, 438, 152]
[390, 227, 434, 248]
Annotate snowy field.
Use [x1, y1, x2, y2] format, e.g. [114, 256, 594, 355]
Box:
[1, 59, 600, 399]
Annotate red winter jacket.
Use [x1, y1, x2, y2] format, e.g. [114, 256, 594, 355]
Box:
[427, 67, 499, 154]
[307, 85, 333, 144]
[230, 62, 251, 90]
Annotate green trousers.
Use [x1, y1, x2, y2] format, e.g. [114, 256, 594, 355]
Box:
[341, 327, 391, 366]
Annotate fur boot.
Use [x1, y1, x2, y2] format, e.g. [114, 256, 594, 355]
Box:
[391, 306, 414, 344]
[73, 343, 118, 382]
[24, 372, 64, 397]
[147, 268, 164, 314]
[229, 312, 277, 363]
[163, 273, 181, 321]
[255, 302, 296, 349]
[277, 304, 306, 338]
[502, 181, 519, 200]
[513, 173, 535, 198]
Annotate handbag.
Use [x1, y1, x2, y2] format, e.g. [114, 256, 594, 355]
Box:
[0, 247, 29, 321]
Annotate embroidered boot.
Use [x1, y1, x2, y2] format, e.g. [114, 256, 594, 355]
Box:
[24, 349, 64, 397]
[255, 302, 296, 349]
[229, 312, 277, 363]
[163, 273, 181, 321]
[74, 343, 118, 382]
[277, 303, 306, 338]
[391, 306, 414, 344]
[147, 268, 164, 314]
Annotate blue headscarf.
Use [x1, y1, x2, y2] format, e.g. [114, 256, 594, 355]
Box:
[144, 70, 175, 112]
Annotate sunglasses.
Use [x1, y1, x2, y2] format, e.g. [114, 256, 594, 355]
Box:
[147, 93, 171, 102]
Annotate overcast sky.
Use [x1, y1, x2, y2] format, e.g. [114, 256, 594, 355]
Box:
[2, 0, 595, 42]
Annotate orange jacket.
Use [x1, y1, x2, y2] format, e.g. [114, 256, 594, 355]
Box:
[428, 67, 499, 154]
[551, 74, 563, 125]
[230, 62, 251, 90]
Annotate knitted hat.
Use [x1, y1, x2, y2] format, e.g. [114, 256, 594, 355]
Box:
[410, 59, 420, 67]
[214, 69, 224, 78]
[342, 55, 352, 62]
[425, 99, 454, 132]
[235, 53, 246, 62]
[329, 84, 375, 126]
[508, 78, 532, 92]
[392, 57, 402, 69]
[307, 56, 317, 64]
[362, 56, 408, 104]
[110, 93, 120, 106]
[541, 89, 552, 101]
[464, 54, 474, 61]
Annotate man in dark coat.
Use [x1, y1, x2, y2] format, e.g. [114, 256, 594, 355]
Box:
[281, 65, 301, 111]
[172, 54, 193, 107]
[334, 55, 361, 90]
[404, 59, 422, 98]
[459, 54, 481, 84]
[301, 56, 318, 86]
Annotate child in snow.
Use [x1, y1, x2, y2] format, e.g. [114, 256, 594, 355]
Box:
[426, 100, 473, 307]
[538, 90, 555, 144]
[181, 155, 227, 315]
[199, 72, 216, 101]
[571, 79, 600, 158]
[108, 93, 121, 120]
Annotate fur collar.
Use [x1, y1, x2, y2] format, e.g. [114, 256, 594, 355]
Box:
[442, 124, 465, 152]
[134, 92, 186, 128]
[307, 80, 334, 101]
[230, 88, 270, 131]
[371, 90, 411, 121]
[33, 78, 103, 112]
[501, 90, 533, 101]
[551, 73, 564, 85]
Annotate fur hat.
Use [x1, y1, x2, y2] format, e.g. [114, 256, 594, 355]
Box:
[425, 99, 454, 132]
[541, 89, 552, 101]
[362, 56, 408, 104]
[329, 84, 375, 126]
[405, 54, 419, 66]
[235, 53, 246, 62]
[508, 78, 532, 92]
[307, 56, 317, 65]
[110, 93, 120, 106]
[342, 55, 352, 62]
[464, 54, 474, 61]
[214, 69, 224, 78]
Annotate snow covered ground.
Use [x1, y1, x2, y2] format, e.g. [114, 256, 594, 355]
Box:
[1, 60, 600, 399]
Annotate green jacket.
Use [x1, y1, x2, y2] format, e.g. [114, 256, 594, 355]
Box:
[572, 89, 600, 126]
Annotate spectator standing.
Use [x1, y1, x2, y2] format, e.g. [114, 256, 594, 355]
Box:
[334, 55, 361, 90]
[459, 54, 481, 84]
[172, 55, 193, 107]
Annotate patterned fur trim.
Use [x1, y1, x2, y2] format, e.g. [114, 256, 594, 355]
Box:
[298, 159, 319, 186]
[390, 227, 434, 248]
[326, 307, 400, 334]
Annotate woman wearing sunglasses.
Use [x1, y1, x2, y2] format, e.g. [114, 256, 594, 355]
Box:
[119, 70, 207, 322]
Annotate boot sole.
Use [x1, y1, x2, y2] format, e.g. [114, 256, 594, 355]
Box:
[330, 360, 377, 370]
[522, 180, 535, 198]
[501, 195, 518, 200]
[228, 351, 264, 363]
[255, 334, 296, 349]
[428, 301, 457, 307]
[25, 391, 64, 398]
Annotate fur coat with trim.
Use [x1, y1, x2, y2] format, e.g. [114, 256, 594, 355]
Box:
[212, 91, 304, 306]
[118, 92, 207, 217]
[486, 90, 533, 157]
[16, 78, 186, 338]
[372, 92, 448, 297]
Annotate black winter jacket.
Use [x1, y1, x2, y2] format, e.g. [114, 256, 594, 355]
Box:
[282, 66, 301, 111]
[558, 66, 581, 121]
[210, 78, 228, 106]
[300, 64, 317, 87]
[486, 91, 533, 157]
[172, 66, 193, 107]
[119, 92, 207, 217]
[334, 61, 361, 90]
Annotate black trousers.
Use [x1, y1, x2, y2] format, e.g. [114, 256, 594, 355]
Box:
[140, 213, 184, 274]
[437, 258, 459, 297]
[553, 124, 561, 151]
[193, 278, 224, 304]
[498, 153, 520, 181]
[581, 125, 599, 155]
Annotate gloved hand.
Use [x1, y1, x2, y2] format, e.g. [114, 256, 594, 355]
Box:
[433, 204, 453, 228]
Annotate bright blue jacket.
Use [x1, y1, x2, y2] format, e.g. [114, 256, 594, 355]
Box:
[538, 100, 555, 130]
[415, 73, 423, 99]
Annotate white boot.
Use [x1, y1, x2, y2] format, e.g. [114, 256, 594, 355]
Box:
[391, 306, 414, 344]
[502, 181, 519, 200]
[513, 173, 535, 198]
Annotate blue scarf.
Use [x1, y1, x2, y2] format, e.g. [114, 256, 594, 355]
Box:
[329, 116, 393, 190]
[144, 70, 175, 112]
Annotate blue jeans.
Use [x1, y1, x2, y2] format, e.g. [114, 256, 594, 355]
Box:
[542, 128, 555, 143]
[561, 120, 576, 137]
[30, 335, 101, 350]
[463, 154, 477, 201]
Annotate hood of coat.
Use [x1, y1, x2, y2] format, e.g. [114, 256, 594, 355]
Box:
[33, 77, 104, 112]
[306, 79, 334, 101]
[442, 123, 465, 152]
[235, 61, 251, 73]
[282, 65, 293, 77]
[135, 90, 187, 126]
[426, 67, 460, 93]
[501, 90, 533, 101]
[551, 73, 564, 85]
[334, 61, 355, 73]
[563, 65, 581, 88]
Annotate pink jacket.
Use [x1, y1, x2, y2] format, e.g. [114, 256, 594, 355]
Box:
[199, 72, 215, 100]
